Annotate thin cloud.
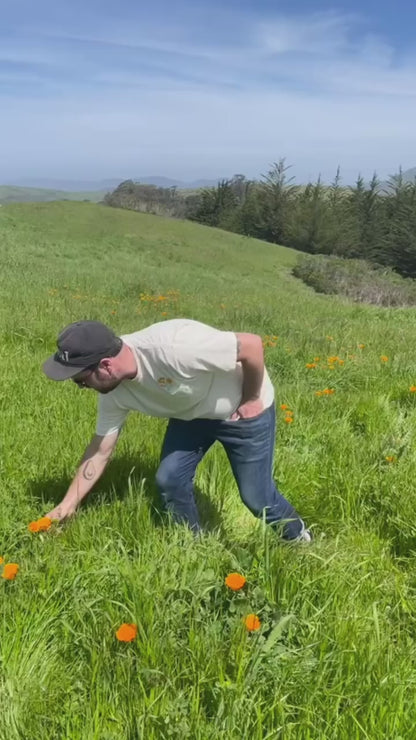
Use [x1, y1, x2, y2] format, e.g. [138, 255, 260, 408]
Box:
[257, 11, 357, 55]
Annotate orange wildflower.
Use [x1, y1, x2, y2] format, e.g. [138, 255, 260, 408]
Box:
[380, 356, 388, 363]
[410, 385, 416, 393]
[323, 388, 335, 395]
[385, 455, 396, 464]
[314, 357, 320, 362]
[280, 404, 289, 410]
[326, 335, 333, 341]
[225, 573, 246, 591]
[315, 391, 323, 397]
[28, 517, 52, 533]
[284, 416, 294, 423]
[2, 563, 19, 580]
[245, 614, 261, 632]
[116, 623, 138, 642]
[0, 557, 3, 565]
[358, 344, 365, 350]
[305, 363, 317, 369]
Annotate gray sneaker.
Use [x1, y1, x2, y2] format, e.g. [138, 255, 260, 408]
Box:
[295, 521, 313, 543]
[297, 528, 312, 543]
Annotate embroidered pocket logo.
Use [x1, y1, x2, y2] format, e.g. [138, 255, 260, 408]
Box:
[158, 377, 173, 387]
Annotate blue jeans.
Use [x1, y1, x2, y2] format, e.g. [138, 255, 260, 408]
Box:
[155, 403, 304, 540]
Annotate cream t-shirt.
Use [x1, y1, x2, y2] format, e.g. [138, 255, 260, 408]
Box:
[96, 319, 275, 436]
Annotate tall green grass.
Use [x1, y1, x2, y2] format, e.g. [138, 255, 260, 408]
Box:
[1, 202, 416, 738]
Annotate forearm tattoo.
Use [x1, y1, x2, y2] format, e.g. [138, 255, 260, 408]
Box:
[83, 460, 96, 481]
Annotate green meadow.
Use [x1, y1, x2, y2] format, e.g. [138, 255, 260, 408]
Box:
[0, 185, 107, 205]
[2, 201, 416, 739]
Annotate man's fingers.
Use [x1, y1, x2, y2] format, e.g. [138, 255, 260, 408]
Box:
[46, 508, 63, 521]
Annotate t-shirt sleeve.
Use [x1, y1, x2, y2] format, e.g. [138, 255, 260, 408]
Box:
[169, 321, 238, 374]
[96, 394, 129, 436]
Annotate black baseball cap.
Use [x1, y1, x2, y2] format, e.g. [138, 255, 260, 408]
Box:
[42, 320, 122, 381]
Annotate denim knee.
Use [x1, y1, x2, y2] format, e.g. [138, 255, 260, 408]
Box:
[156, 462, 173, 492]
[155, 455, 186, 492]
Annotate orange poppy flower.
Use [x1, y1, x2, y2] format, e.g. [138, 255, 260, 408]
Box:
[28, 517, 52, 533]
[305, 363, 317, 369]
[315, 390, 323, 397]
[410, 386, 416, 393]
[2, 563, 19, 580]
[323, 388, 335, 395]
[284, 416, 294, 423]
[314, 357, 320, 362]
[385, 455, 396, 464]
[0, 557, 3, 565]
[380, 355, 388, 363]
[245, 614, 261, 632]
[225, 573, 246, 591]
[116, 623, 138, 642]
[358, 344, 365, 349]
[280, 404, 289, 410]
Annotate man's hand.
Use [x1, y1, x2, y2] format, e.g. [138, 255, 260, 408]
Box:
[45, 502, 77, 522]
[231, 398, 264, 420]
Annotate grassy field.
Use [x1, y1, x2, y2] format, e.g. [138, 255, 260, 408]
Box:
[2, 201, 416, 739]
[0, 185, 107, 205]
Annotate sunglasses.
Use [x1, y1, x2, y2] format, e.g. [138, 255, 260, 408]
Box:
[72, 364, 99, 388]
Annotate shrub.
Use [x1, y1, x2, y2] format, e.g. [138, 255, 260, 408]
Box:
[292, 254, 416, 307]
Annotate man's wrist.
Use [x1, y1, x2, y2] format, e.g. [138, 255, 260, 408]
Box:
[61, 494, 79, 510]
[241, 395, 260, 404]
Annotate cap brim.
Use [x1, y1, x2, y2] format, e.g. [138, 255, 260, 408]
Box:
[42, 355, 87, 381]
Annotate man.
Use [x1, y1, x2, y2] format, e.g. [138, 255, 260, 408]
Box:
[42, 318, 311, 541]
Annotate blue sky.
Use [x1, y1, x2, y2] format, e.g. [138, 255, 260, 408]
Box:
[1, 0, 416, 184]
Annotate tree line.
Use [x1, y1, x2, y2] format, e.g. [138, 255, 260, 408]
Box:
[104, 160, 416, 278]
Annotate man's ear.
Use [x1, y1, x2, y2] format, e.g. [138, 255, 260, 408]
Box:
[99, 357, 113, 375]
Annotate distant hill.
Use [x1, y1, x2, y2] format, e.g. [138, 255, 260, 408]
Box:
[0, 185, 107, 205]
[7, 176, 221, 192]
[379, 166, 416, 192]
[402, 167, 416, 183]
[134, 176, 220, 189]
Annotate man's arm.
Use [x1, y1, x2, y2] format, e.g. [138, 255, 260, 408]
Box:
[233, 332, 265, 418]
[46, 431, 120, 521]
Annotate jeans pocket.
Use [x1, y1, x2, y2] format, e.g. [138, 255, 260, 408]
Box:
[226, 406, 271, 426]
